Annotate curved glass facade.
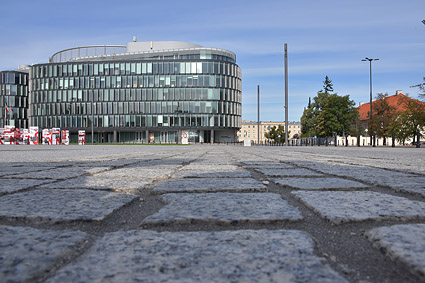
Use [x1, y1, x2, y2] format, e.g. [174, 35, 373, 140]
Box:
[0, 71, 29, 128]
[30, 44, 242, 143]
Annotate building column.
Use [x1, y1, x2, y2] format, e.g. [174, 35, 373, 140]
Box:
[146, 130, 149, 143]
[200, 130, 204, 143]
[210, 130, 214, 144]
[113, 130, 117, 143]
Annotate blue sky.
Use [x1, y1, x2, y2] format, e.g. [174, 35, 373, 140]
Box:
[1, 0, 424, 121]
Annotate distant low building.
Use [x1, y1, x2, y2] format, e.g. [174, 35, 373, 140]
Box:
[356, 90, 425, 146]
[237, 120, 301, 143]
[358, 91, 423, 122]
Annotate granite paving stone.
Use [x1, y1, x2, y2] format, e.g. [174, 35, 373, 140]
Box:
[292, 191, 425, 224]
[77, 159, 142, 167]
[242, 163, 294, 169]
[48, 229, 346, 283]
[152, 177, 267, 194]
[0, 179, 53, 194]
[365, 224, 425, 279]
[298, 162, 421, 186]
[173, 165, 251, 178]
[273, 177, 369, 190]
[0, 225, 91, 282]
[181, 164, 242, 171]
[39, 175, 154, 191]
[94, 166, 178, 178]
[255, 168, 323, 177]
[0, 166, 52, 177]
[0, 189, 138, 223]
[9, 166, 109, 179]
[369, 176, 425, 197]
[142, 192, 302, 225]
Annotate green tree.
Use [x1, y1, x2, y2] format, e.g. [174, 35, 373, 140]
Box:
[300, 105, 315, 137]
[411, 77, 425, 100]
[315, 93, 357, 137]
[300, 76, 357, 138]
[369, 93, 397, 145]
[395, 95, 425, 143]
[264, 125, 288, 143]
[321, 75, 334, 94]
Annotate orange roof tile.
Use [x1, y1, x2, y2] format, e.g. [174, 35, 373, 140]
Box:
[358, 93, 424, 120]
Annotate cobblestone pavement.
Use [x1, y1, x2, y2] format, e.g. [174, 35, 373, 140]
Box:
[1, 145, 425, 282]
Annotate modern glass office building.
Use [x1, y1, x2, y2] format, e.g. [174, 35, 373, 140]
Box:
[0, 70, 29, 128]
[29, 41, 242, 143]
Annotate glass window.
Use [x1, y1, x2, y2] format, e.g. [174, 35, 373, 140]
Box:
[196, 62, 202, 74]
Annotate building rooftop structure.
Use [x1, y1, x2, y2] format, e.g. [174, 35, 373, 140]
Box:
[49, 41, 236, 64]
[358, 91, 425, 121]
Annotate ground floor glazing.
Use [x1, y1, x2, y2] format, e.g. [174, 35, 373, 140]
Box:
[68, 129, 237, 144]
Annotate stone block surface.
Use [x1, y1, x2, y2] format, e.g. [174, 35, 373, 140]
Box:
[0, 179, 52, 194]
[0, 189, 137, 222]
[0, 225, 90, 283]
[48, 229, 346, 283]
[142, 192, 302, 225]
[273, 177, 368, 190]
[256, 168, 323, 177]
[292, 191, 425, 224]
[94, 166, 177, 178]
[11, 167, 108, 179]
[242, 163, 294, 169]
[366, 224, 425, 279]
[152, 177, 267, 194]
[39, 175, 154, 191]
[173, 165, 251, 178]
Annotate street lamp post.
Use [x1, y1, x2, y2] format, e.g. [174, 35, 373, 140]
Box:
[362, 57, 379, 147]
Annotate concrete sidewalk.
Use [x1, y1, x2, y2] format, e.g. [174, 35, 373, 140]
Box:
[0, 145, 424, 282]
